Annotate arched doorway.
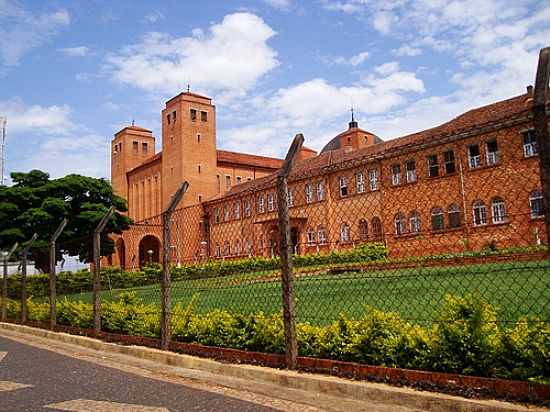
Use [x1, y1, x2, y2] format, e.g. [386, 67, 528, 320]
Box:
[116, 238, 126, 270]
[139, 235, 161, 267]
[268, 227, 279, 257]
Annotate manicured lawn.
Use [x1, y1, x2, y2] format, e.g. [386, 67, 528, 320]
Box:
[64, 260, 550, 326]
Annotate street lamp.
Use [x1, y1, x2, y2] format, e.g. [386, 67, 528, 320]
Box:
[146, 249, 154, 265]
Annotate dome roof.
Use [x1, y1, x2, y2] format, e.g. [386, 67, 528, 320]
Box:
[320, 127, 383, 153]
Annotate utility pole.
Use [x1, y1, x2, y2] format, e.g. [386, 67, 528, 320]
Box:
[0, 116, 6, 186]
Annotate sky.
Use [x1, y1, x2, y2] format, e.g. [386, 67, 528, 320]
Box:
[1, 0, 549, 182]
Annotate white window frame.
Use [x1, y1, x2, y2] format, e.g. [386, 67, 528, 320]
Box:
[523, 130, 538, 158]
[391, 164, 401, 186]
[258, 195, 265, 213]
[409, 211, 421, 233]
[267, 193, 275, 211]
[317, 181, 325, 201]
[340, 223, 351, 243]
[491, 198, 507, 223]
[244, 200, 251, 217]
[356, 172, 365, 193]
[368, 169, 379, 191]
[339, 176, 348, 198]
[448, 204, 461, 228]
[224, 205, 230, 221]
[486, 140, 500, 165]
[431, 208, 444, 231]
[406, 161, 417, 183]
[234, 202, 241, 219]
[529, 191, 544, 218]
[318, 226, 328, 244]
[468, 145, 481, 169]
[473, 201, 488, 226]
[394, 213, 406, 236]
[306, 227, 316, 245]
[305, 183, 313, 203]
[287, 188, 294, 207]
[214, 207, 221, 224]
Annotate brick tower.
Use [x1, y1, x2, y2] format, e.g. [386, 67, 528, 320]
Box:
[161, 91, 218, 208]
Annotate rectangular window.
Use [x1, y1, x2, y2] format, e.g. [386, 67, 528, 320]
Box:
[287, 189, 294, 207]
[522, 130, 537, 157]
[339, 176, 348, 197]
[530, 191, 544, 218]
[405, 160, 416, 183]
[236, 176, 242, 184]
[224, 205, 230, 221]
[190, 109, 197, 121]
[305, 183, 313, 203]
[258, 196, 265, 213]
[267, 193, 275, 211]
[172, 111, 177, 122]
[468, 144, 481, 169]
[317, 181, 325, 201]
[142, 142, 148, 153]
[197, 134, 201, 143]
[214, 208, 220, 224]
[486, 140, 500, 165]
[492, 201, 506, 223]
[444, 150, 455, 174]
[216, 175, 220, 193]
[356, 172, 365, 193]
[427, 155, 439, 177]
[391, 164, 401, 186]
[167, 114, 171, 125]
[132, 141, 138, 153]
[244, 200, 251, 217]
[201, 111, 207, 122]
[225, 176, 231, 190]
[234, 202, 241, 219]
[368, 169, 379, 191]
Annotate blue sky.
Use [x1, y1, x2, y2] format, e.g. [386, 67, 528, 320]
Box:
[1, 0, 549, 181]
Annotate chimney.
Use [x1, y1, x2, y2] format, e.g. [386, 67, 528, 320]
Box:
[527, 85, 534, 96]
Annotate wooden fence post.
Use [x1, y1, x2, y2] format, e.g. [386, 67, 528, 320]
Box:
[276, 133, 304, 369]
[93, 207, 115, 337]
[532, 47, 550, 248]
[20, 233, 37, 323]
[49, 218, 68, 330]
[161, 181, 189, 351]
[1, 242, 18, 322]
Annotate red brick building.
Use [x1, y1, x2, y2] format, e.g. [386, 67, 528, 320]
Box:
[111, 87, 547, 269]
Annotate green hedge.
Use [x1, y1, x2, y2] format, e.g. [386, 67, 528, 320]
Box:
[6, 242, 388, 299]
[5, 292, 548, 383]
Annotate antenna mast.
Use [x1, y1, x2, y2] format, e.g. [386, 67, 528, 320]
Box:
[0, 117, 6, 186]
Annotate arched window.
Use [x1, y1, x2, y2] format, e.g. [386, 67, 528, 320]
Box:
[394, 213, 406, 235]
[306, 227, 316, 245]
[448, 203, 461, 228]
[318, 225, 328, 244]
[409, 211, 421, 233]
[257, 195, 265, 213]
[246, 238, 254, 255]
[473, 200, 487, 225]
[340, 223, 351, 242]
[223, 241, 230, 256]
[529, 191, 544, 218]
[431, 207, 444, 231]
[215, 243, 221, 258]
[491, 197, 506, 223]
[358, 219, 368, 240]
[371, 217, 383, 240]
[234, 202, 241, 219]
[234, 239, 242, 256]
[224, 204, 230, 221]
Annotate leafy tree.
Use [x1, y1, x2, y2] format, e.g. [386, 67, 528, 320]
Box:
[0, 170, 131, 273]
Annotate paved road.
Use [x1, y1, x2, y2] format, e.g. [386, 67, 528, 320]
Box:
[0, 336, 277, 412]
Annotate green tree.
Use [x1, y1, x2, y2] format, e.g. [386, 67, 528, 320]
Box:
[0, 170, 131, 273]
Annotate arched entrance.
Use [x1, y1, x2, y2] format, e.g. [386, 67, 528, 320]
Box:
[139, 235, 161, 267]
[116, 238, 126, 270]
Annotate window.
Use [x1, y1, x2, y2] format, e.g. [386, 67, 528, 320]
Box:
[391, 164, 401, 186]
[216, 175, 220, 193]
[372, 217, 383, 240]
[215, 243, 221, 258]
[246, 239, 254, 255]
[339, 176, 348, 197]
[486, 140, 500, 165]
[409, 211, 421, 233]
[356, 172, 365, 193]
[234, 240, 242, 256]
[405, 160, 417, 183]
[358, 219, 368, 241]
[306, 227, 316, 245]
[427, 155, 439, 177]
[190, 109, 197, 121]
[530, 191, 544, 218]
[225, 176, 231, 190]
[197, 134, 201, 143]
[197, 164, 201, 173]
[234, 202, 241, 219]
[318, 225, 328, 244]
[448, 204, 461, 228]
[473, 200, 487, 226]
[317, 181, 325, 201]
[369, 169, 379, 191]
[468, 145, 481, 169]
[305, 183, 313, 204]
[214, 208, 220, 224]
[223, 241, 230, 257]
[201, 111, 208, 122]
[491, 197, 506, 223]
[244, 200, 251, 217]
[167, 114, 171, 124]
[340, 223, 351, 242]
[236, 176, 242, 184]
[267, 193, 275, 211]
[431, 207, 444, 231]
[394, 213, 406, 235]
[172, 111, 177, 122]
[132, 141, 138, 153]
[523, 130, 537, 157]
[444, 150, 456, 174]
[287, 188, 294, 207]
[224, 205, 230, 221]
[257, 195, 265, 213]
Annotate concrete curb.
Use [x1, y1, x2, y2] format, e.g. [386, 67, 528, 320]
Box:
[0, 322, 544, 412]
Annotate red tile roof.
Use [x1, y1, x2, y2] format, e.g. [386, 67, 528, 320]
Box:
[216, 150, 283, 170]
[127, 152, 162, 174]
[215, 92, 539, 201]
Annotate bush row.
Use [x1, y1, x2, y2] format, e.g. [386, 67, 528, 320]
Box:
[7, 243, 388, 299]
[5, 293, 548, 383]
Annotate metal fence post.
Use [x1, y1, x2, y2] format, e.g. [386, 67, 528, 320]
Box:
[161, 182, 189, 351]
[533, 47, 550, 247]
[20, 233, 37, 323]
[1, 242, 18, 322]
[277, 133, 304, 370]
[93, 207, 115, 337]
[49, 218, 68, 330]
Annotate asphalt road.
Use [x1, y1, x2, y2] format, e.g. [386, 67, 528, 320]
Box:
[0, 336, 277, 412]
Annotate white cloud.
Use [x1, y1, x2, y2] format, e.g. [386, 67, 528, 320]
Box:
[106, 12, 279, 99]
[142, 10, 164, 24]
[0, 99, 73, 135]
[262, 0, 291, 10]
[59, 46, 90, 57]
[372, 11, 395, 34]
[0, 0, 70, 67]
[328, 50, 370, 66]
[374, 61, 399, 76]
[392, 45, 423, 57]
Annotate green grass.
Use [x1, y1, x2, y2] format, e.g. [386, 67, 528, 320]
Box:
[63, 260, 550, 326]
